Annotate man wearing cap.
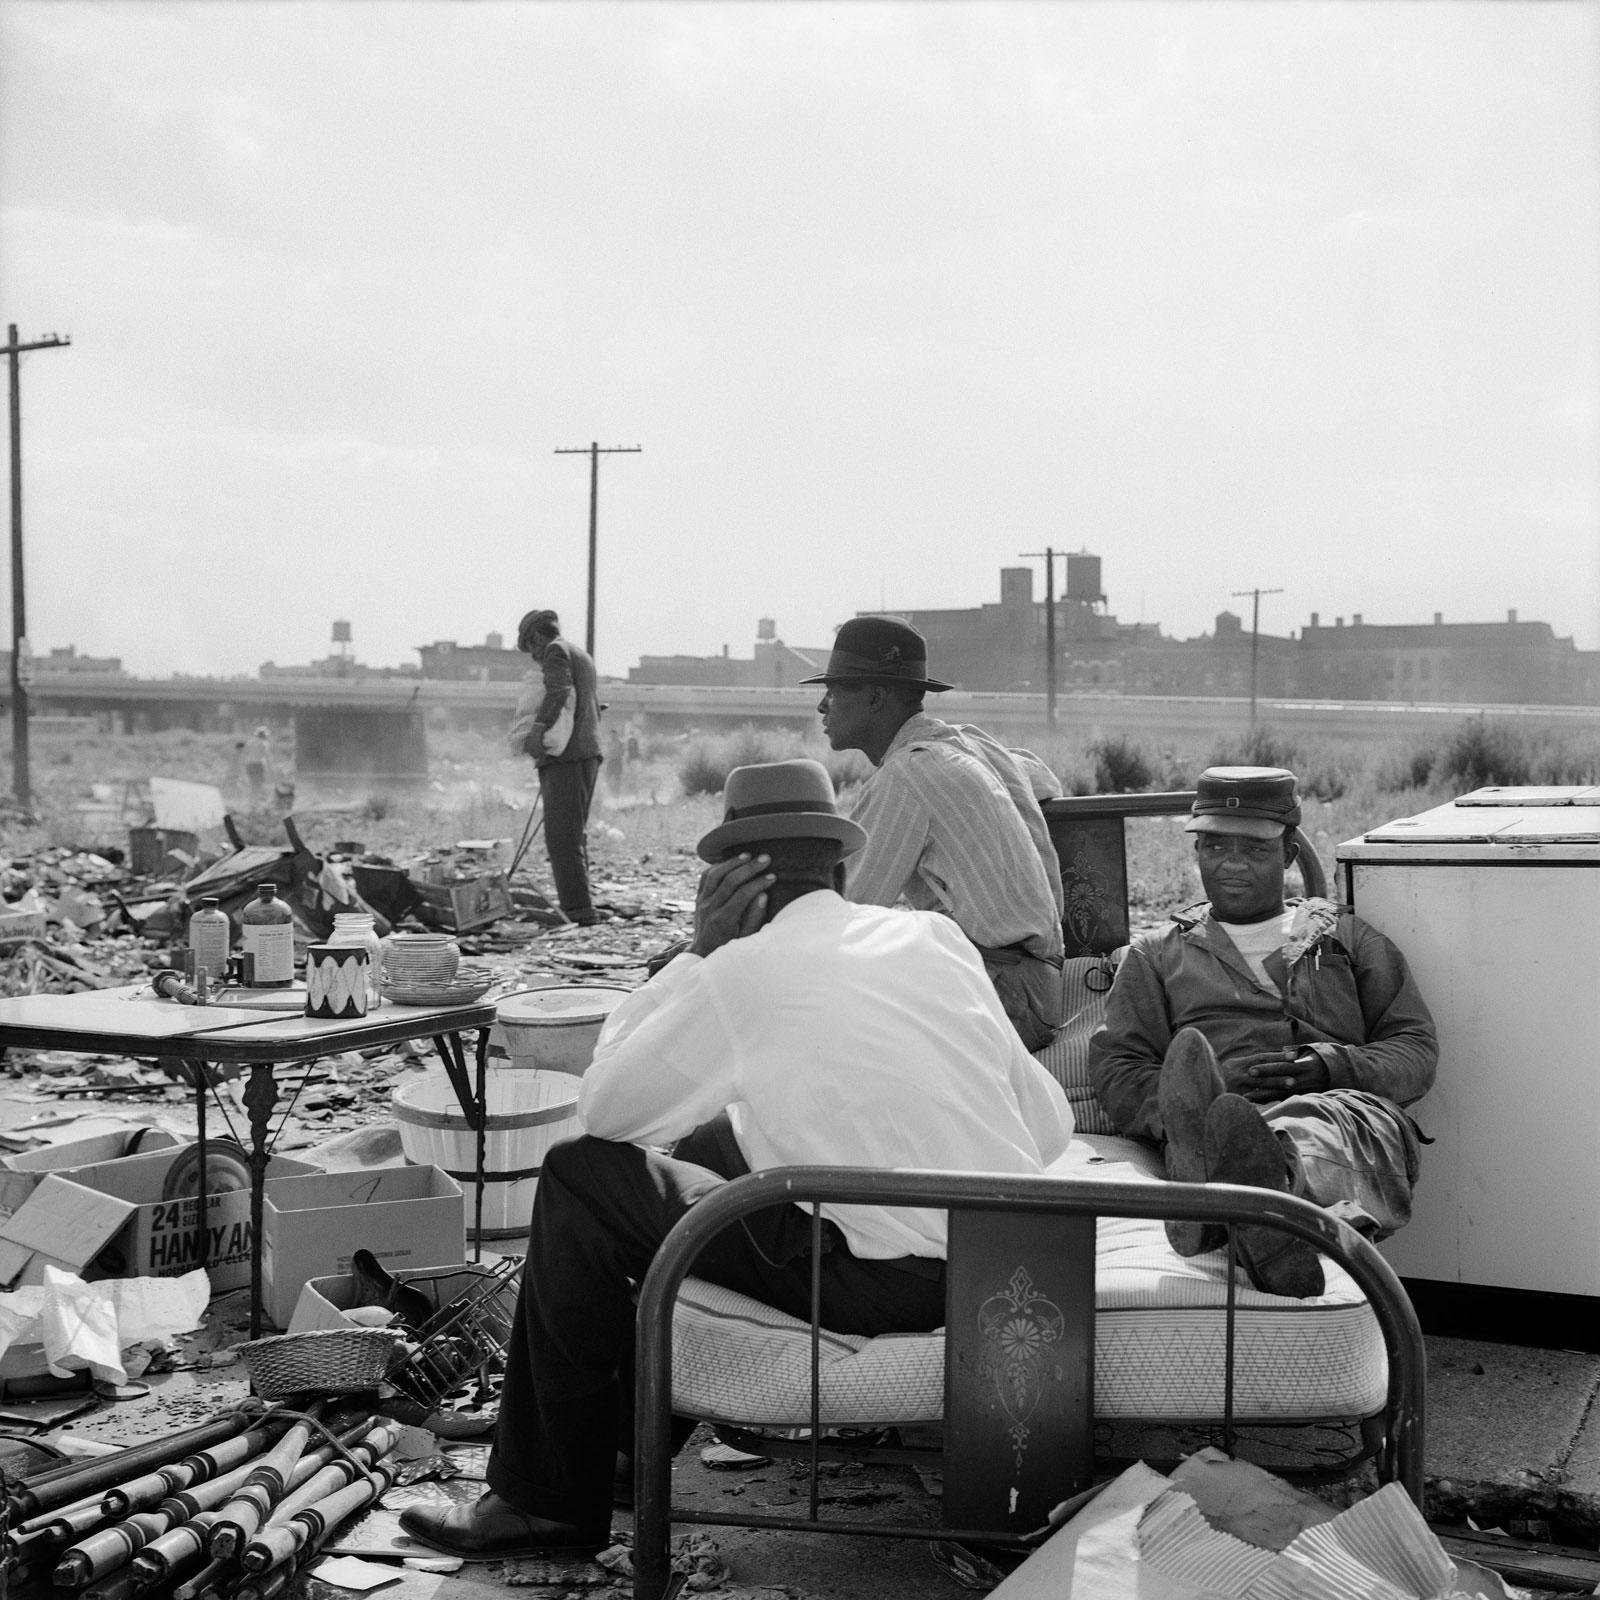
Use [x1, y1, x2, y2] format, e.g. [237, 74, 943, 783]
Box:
[400, 759, 1074, 1560]
[1089, 766, 1437, 1298]
[509, 609, 603, 925]
[805, 616, 1066, 1051]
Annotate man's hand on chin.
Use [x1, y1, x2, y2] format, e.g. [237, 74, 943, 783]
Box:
[689, 854, 776, 959]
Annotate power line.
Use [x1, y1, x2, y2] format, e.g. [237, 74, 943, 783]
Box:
[1231, 586, 1283, 726]
[4, 326, 72, 811]
[553, 442, 642, 662]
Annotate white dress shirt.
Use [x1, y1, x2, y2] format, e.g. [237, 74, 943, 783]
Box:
[578, 890, 1074, 1260]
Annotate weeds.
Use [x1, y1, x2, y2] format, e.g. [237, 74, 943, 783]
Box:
[1438, 717, 1531, 789]
[675, 725, 869, 798]
[1087, 735, 1153, 794]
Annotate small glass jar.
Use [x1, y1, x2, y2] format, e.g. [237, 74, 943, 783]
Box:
[329, 911, 384, 1009]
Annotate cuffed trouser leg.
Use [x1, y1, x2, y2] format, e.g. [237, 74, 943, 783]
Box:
[1263, 1089, 1421, 1240]
[485, 1135, 946, 1533]
[538, 758, 601, 915]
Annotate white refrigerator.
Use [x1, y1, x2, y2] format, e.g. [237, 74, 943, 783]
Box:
[1336, 786, 1600, 1297]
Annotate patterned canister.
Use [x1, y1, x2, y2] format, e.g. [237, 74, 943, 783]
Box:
[305, 944, 371, 1019]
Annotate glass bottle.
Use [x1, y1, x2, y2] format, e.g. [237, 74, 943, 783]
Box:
[188, 897, 230, 987]
[330, 911, 384, 1009]
[240, 883, 295, 987]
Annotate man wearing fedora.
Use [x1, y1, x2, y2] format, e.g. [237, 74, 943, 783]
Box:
[804, 616, 1066, 1051]
[509, 609, 603, 926]
[1089, 766, 1438, 1298]
[401, 759, 1073, 1561]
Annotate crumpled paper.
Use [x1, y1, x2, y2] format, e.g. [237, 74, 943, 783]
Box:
[0, 1266, 209, 1385]
[993, 1458, 1522, 1600]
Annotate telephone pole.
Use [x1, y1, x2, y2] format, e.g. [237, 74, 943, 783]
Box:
[1231, 586, 1283, 725]
[1020, 547, 1060, 726]
[553, 441, 642, 662]
[5, 326, 71, 811]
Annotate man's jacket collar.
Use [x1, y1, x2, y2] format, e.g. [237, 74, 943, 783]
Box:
[1169, 896, 1346, 975]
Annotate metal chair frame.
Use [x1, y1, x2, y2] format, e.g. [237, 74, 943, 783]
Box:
[633, 1167, 1426, 1600]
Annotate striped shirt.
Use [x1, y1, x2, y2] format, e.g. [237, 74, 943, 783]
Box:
[844, 714, 1065, 961]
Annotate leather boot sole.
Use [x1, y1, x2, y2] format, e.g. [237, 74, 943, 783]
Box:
[1158, 1028, 1227, 1256]
[1203, 1094, 1325, 1300]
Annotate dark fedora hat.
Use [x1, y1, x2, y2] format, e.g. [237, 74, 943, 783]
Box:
[516, 609, 560, 652]
[1184, 766, 1303, 839]
[697, 759, 868, 863]
[798, 617, 954, 693]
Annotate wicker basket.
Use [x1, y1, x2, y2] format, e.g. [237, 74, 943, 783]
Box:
[241, 1327, 406, 1400]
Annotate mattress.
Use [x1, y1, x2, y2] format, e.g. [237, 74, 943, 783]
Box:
[670, 1134, 1388, 1428]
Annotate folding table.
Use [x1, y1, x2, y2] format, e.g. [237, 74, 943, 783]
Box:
[0, 986, 496, 1335]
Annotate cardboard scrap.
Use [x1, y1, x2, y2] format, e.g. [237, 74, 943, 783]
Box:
[311, 1557, 404, 1592]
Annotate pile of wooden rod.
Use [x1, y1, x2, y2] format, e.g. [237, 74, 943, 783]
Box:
[2, 1402, 401, 1600]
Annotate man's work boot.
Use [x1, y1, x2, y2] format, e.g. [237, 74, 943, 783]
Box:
[1157, 1027, 1227, 1256]
[1203, 1095, 1325, 1300]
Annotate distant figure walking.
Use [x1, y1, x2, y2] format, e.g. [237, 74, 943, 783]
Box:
[244, 726, 273, 807]
[509, 609, 603, 925]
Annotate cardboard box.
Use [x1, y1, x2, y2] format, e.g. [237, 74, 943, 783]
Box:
[287, 1260, 516, 1335]
[2, 1126, 181, 1175]
[411, 872, 513, 932]
[0, 1173, 139, 1286]
[31, 1143, 319, 1292]
[262, 1166, 464, 1330]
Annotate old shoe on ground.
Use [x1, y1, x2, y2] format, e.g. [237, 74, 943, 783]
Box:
[399, 1490, 608, 1562]
[1203, 1094, 1325, 1300]
[1158, 1027, 1227, 1256]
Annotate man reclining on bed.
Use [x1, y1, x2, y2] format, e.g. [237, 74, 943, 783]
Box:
[1088, 765, 1438, 1299]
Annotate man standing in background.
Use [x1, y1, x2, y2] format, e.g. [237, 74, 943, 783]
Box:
[510, 609, 603, 926]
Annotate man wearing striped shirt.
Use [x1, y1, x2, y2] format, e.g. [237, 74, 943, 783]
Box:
[805, 617, 1066, 1051]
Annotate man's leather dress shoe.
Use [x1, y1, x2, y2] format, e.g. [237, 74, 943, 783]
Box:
[399, 1490, 608, 1562]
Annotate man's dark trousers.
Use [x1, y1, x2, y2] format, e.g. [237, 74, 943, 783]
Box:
[485, 1134, 947, 1538]
[537, 756, 601, 916]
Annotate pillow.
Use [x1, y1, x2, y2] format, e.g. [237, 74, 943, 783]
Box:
[1033, 951, 1126, 1136]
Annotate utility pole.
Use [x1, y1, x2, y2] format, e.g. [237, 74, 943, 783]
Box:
[5, 326, 71, 811]
[1020, 547, 1059, 726]
[553, 441, 642, 662]
[1231, 585, 1283, 725]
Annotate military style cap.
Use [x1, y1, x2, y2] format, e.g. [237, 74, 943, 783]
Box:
[1184, 766, 1303, 839]
[698, 759, 869, 863]
[798, 617, 954, 692]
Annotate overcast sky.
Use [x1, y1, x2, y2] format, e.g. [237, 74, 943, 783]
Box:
[1, 1, 1596, 681]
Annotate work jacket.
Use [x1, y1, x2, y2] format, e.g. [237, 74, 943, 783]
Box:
[1088, 897, 1439, 1145]
[517, 637, 602, 767]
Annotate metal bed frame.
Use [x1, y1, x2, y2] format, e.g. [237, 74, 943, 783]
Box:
[633, 1167, 1426, 1600]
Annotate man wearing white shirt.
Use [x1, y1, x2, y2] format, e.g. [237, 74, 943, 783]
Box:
[401, 760, 1074, 1562]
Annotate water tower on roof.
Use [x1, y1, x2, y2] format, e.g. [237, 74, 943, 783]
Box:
[331, 619, 353, 660]
[1065, 551, 1105, 608]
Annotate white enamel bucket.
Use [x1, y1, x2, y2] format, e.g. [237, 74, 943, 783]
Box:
[494, 985, 631, 1076]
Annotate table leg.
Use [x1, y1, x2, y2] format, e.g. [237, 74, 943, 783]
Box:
[472, 1028, 489, 1263]
[194, 1057, 208, 1273]
[432, 1030, 490, 1262]
[242, 1063, 278, 1338]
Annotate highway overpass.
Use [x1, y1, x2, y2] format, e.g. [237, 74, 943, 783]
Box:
[8, 673, 1600, 747]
